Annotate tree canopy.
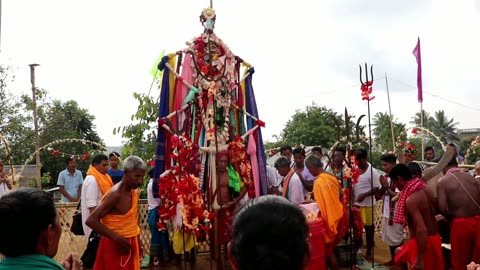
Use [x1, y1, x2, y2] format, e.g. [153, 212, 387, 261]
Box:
[0, 65, 104, 188]
[278, 103, 365, 149]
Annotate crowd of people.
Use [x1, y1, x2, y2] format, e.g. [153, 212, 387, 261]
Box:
[1, 144, 480, 270]
[265, 144, 480, 270]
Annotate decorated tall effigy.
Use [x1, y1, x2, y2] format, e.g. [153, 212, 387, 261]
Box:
[151, 7, 267, 265]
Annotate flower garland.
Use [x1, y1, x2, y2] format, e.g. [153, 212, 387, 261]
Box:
[189, 31, 237, 145]
[228, 136, 255, 198]
[157, 135, 214, 234]
[360, 81, 375, 101]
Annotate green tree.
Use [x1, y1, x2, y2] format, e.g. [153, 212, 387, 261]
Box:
[115, 92, 159, 162]
[279, 104, 364, 148]
[0, 65, 36, 164]
[372, 112, 406, 152]
[459, 136, 479, 165]
[410, 110, 434, 129]
[33, 99, 104, 188]
[430, 110, 459, 144]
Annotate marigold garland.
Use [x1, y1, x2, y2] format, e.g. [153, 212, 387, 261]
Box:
[157, 135, 214, 233]
[228, 136, 255, 197]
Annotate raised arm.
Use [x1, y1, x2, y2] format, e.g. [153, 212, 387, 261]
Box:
[85, 191, 131, 254]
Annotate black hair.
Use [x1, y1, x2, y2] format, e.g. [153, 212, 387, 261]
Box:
[148, 168, 154, 179]
[292, 147, 305, 157]
[274, 157, 291, 169]
[424, 146, 434, 153]
[0, 188, 57, 257]
[279, 145, 292, 154]
[389, 164, 413, 181]
[109, 151, 121, 158]
[353, 148, 368, 160]
[231, 195, 309, 270]
[311, 146, 323, 154]
[380, 153, 397, 164]
[407, 162, 423, 177]
[447, 154, 458, 168]
[91, 153, 108, 166]
[65, 155, 76, 164]
[334, 146, 346, 156]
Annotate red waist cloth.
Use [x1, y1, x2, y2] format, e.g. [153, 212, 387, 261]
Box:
[216, 206, 234, 246]
[450, 215, 480, 270]
[94, 236, 140, 270]
[307, 220, 326, 270]
[395, 234, 443, 270]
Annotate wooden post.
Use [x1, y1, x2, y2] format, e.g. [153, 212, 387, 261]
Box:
[385, 74, 396, 151]
[29, 63, 41, 189]
[420, 103, 424, 161]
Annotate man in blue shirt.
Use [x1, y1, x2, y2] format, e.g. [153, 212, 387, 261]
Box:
[57, 156, 83, 202]
[107, 151, 124, 185]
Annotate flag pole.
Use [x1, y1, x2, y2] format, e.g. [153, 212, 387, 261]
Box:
[385, 73, 396, 151]
[413, 37, 424, 160]
[420, 103, 424, 160]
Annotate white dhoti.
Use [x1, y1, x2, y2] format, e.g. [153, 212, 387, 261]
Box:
[381, 217, 404, 246]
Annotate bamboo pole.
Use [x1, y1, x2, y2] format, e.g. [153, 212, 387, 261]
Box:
[420, 103, 425, 161]
[29, 63, 41, 189]
[385, 73, 396, 151]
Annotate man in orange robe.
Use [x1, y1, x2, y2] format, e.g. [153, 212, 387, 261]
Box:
[86, 156, 146, 270]
[305, 155, 345, 270]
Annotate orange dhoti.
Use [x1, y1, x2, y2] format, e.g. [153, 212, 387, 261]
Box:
[94, 190, 141, 270]
[395, 234, 444, 270]
[450, 216, 480, 270]
[94, 236, 140, 270]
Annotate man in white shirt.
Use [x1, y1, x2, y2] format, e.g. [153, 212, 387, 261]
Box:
[377, 153, 403, 266]
[353, 148, 381, 260]
[274, 157, 303, 204]
[80, 153, 111, 238]
[292, 147, 315, 198]
[266, 165, 282, 195]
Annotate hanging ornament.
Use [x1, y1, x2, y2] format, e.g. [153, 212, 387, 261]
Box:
[82, 153, 89, 161]
[52, 149, 60, 157]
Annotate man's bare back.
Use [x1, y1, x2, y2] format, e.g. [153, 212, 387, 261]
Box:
[438, 171, 480, 218]
[406, 187, 438, 237]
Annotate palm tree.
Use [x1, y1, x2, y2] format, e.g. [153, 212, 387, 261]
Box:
[373, 112, 406, 151]
[373, 112, 391, 138]
[430, 110, 459, 143]
[410, 110, 434, 130]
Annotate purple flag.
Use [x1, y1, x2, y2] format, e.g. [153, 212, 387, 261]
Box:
[412, 37, 423, 103]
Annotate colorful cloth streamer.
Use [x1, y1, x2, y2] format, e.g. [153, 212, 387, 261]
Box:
[153, 55, 171, 198]
[244, 68, 267, 195]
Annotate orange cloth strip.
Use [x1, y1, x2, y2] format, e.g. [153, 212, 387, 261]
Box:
[313, 173, 344, 243]
[86, 165, 114, 195]
[101, 190, 141, 238]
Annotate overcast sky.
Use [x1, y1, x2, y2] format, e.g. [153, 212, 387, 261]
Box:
[2, 0, 480, 146]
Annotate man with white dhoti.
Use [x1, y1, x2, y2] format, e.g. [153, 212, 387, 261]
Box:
[377, 153, 404, 266]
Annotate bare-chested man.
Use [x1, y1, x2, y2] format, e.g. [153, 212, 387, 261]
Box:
[389, 163, 444, 270]
[86, 155, 146, 270]
[437, 149, 480, 270]
[215, 151, 247, 267]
